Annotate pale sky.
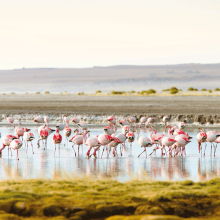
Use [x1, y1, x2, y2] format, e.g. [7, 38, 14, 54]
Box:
[0, 0, 220, 69]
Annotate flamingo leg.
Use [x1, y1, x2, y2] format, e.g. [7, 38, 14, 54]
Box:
[72, 145, 76, 157]
[101, 147, 105, 159]
[54, 144, 56, 157]
[204, 143, 207, 156]
[17, 150, 19, 160]
[31, 142, 34, 154]
[59, 144, 60, 157]
[138, 148, 146, 157]
[26, 142, 28, 154]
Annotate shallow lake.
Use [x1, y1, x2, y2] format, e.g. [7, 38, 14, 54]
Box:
[0, 125, 220, 182]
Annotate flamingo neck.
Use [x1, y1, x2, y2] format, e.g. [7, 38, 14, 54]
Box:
[150, 131, 153, 142]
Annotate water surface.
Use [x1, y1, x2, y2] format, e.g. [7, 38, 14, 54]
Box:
[0, 126, 220, 182]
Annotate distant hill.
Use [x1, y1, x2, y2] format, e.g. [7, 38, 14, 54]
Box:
[0, 63, 219, 93]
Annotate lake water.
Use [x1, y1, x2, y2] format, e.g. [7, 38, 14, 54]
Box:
[0, 125, 220, 182]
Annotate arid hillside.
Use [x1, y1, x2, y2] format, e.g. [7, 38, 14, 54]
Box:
[1, 63, 219, 93]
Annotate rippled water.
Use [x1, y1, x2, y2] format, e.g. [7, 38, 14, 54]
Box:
[0, 125, 220, 182]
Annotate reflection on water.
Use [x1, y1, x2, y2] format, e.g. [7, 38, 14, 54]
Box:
[1, 126, 220, 182]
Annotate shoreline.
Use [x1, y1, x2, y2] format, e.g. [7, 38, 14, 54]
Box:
[1, 113, 220, 127]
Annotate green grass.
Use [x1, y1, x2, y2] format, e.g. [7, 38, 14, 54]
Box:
[1, 178, 220, 219]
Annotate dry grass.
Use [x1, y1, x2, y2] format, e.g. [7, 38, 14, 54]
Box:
[1, 178, 220, 219]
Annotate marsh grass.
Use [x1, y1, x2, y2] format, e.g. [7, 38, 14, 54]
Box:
[1, 177, 220, 219]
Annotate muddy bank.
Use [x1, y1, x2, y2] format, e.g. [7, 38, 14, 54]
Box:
[1, 178, 220, 219]
[1, 113, 220, 127]
[1, 95, 220, 115]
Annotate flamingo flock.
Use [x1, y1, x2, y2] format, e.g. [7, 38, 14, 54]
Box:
[0, 114, 220, 160]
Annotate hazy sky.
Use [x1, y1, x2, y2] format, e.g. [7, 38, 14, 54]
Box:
[0, 0, 219, 69]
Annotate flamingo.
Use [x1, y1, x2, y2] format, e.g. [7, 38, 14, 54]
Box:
[126, 130, 135, 154]
[97, 134, 115, 158]
[64, 115, 70, 126]
[139, 117, 148, 128]
[0, 134, 17, 157]
[23, 132, 35, 154]
[78, 121, 89, 138]
[206, 131, 220, 156]
[163, 116, 169, 127]
[5, 115, 15, 128]
[122, 125, 130, 135]
[107, 116, 116, 126]
[72, 117, 80, 124]
[15, 121, 29, 139]
[56, 115, 66, 131]
[136, 130, 153, 158]
[34, 116, 44, 125]
[179, 122, 186, 130]
[119, 120, 129, 127]
[64, 126, 72, 145]
[53, 128, 62, 157]
[171, 136, 191, 157]
[37, 127, 49, 149]
[155, 136, 177, 156]
[127, 116, 137, 129]
[103, 126, 116, 135]
[145, 117, 155, 126]
[10, 139, 23, 160]
[69, 130, 89, 156]
[85, 137, 102, 158]
[108, 137, 122, 157]
[44, 116, 50, 125]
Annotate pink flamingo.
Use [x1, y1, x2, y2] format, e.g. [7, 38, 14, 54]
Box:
[119, 120, 129, 127]
[34, 116, 44, 125]
[163, 116, 169, 127]
[171, 136, 191, 157]
[197, 131, 207, 155]
[108, 137, 123, 157]
[72, 117, 80, 124]
[103, 126, 117, 135]
[69, 129, 89, 156]
[5, 115, 15, 128]
[56, 115, 66, 131]
[0, 134, 17, 157]
[15, 121, 30, 139]
[85, 137, 102, 158]
[64, 115, 70, 126]
[139, 117, 148, 128]
[145, 117, 155, 126]
[44, 116, 50, 124]
[53, 128, 62, 157]
[178, 122, 186, 130]
[127, 116, 137, 129]
[126, 130, 136, 154]
[98, 134, 115, 158]
[206, 131, 220, 156]
[37, 127, 49, 150]
[107, 116, 116, 126]
[122, 125, 131, 135]
[63, 126, 72, 145]
[155, 136, 177, 157]
[23, 132, 35, 154]
[136, 130, 153, 158]
[10, 139, 23, 160]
